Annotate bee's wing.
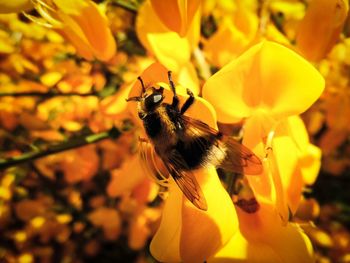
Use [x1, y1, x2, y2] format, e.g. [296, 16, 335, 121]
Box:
[139, 139, 169, 186]
[219, 136, 263, 175]
[161, 150, 208, 211]
[181, 115, 263, 175]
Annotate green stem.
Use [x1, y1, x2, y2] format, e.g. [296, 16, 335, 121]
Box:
[0, 127, 120, 170]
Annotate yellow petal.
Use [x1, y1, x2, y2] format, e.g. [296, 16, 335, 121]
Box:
[202, 41, 325, 123]
[243, 114, 304, 218]
[136, 0, 194, 72]
[211, 202, 314, 263]
[53, 0, 88, 14]
[100, 83, 131, 117]
[296, 0, 349, 61]
[242, 113, 275, 201]
[151, 166, 238, 262]
[273, 134, 303, 215]
[55, 0, 116, 61]
[150, 0, 200, 37]
[107, 154, 146, 197]
[0, 0, 32, 13]
[299, 144, 322, 185]
[150, 181, 182, 262]
[204, 18, 252, 68]
[0, 30, 15, 54]
[209, 231, 282, 263]
[185, 6, 201, 49]
[286, 116, 309, 152]
[177, 61, 200, 94]
[204, 4, 258, 68]
[286, 116, 321, 186]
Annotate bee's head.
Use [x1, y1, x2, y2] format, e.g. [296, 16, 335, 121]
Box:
[143, 87, 164, 112]
[126, 86, 164, 117]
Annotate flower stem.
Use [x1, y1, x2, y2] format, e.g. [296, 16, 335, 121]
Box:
[0, 127, 121, 170]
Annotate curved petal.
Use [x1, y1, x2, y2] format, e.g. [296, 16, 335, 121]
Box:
[209, 231, 282, 263]
[136, 0, 190, 71]
[202, 41, 325, 123]
[151, 166, 238, 262]
[136, 0, 200, 72]
[55, 0, 116, 61]
[273, 134, 302, 215]
[242, 114, 275, 202]
[107, 154, 146, 197]
[243, 114, 305, 218]
[210, 202, 314, 263]
[150, 181, 183, 262]
[177, 61, 200, 94]
[150, 0, 200, 37]
[286, 116, 322, 186]
[239, 202, 314, 263]
[204, 5, 259, 67]
[296, 0, 349, 61]
[204, 18, 252, 68]
[299, 144, 322, 185]
[99, 83, 131, 117]
[286, 116, 309, 152]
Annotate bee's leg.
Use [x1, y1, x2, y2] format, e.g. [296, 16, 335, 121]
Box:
[168, 71, 180, 109]
[138, 136, 149, 143]
[180, 88, 195, 115]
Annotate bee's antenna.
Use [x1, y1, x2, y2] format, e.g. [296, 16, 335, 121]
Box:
[126, 96, 141, 102]
[138, 76, 146, 93]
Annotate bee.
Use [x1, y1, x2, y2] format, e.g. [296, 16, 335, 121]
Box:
[127, 71, 263, 211]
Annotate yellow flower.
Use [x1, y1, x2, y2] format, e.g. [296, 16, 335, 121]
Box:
[203, 2, 259, 67]
[296, 0, 349, 62]
[203, 41, 325, 220]
[209, 201, 314, 263]
[203, 41, 324, 123]
[150, 0, 200, 37]
[151, 167, 238, 262]
[107, 152, 158, 204]
[136, 0, 200, 90]
[127, 62, 238, 262]
[2, 0, 116, 61]
[53, 0, 116, 61]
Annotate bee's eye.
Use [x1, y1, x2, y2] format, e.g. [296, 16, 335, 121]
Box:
[153, 94, 162, 103]
[145, 93, 163, 110]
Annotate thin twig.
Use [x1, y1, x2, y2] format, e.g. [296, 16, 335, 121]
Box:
[0, 127, 121, 170]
